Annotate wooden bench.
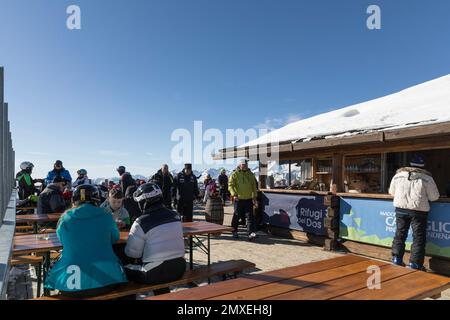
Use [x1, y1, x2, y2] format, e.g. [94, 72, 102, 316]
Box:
[34, 259, 255, 300]
[11, 255, 44, 266]
[15, 225, 34, 232]
[11, 252, 60, 266]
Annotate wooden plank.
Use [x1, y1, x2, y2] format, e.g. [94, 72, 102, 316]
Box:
[209, 259, 387, 300]
[148, 255, 367, 300]
[334, 271, 450, 300]
[268, 264, 415, 300]
[38, 260, 255, 300]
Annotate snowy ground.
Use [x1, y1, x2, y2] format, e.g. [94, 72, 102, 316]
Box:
[23, 203, 449, 300]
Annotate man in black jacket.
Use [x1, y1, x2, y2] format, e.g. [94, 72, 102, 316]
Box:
[150, 164, 174, 209]
[117, 165, 136, 195]
[173, 163, 199, 222]
[37, 176, 67, 214]
[218, 169, 229, 205]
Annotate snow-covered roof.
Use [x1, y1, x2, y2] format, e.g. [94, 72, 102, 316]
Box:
[242, 74, 450, 148]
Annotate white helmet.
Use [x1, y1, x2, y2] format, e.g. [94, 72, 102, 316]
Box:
[20, 161, 34, 171]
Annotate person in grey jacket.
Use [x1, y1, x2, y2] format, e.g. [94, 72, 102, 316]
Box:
[124, 182, 186, 295]
[389, 155, 440, 270]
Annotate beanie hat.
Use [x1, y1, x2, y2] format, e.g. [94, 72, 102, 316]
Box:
[410, 155, 425, 168]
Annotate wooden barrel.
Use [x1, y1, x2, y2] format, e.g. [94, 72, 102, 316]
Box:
[205, 197, 224, 225]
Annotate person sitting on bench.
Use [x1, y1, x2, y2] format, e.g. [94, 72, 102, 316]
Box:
[44, 184, 128, 298]
[124, 182, 186, 295]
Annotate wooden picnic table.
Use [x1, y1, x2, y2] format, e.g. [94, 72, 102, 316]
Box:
[147, 255, 450, 300]
[13, 221, 232, 296]
[16, 214, 62, 234]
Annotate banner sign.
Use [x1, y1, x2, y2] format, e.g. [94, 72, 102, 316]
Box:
[340, 197, 450, 258]
[261, 192, 327, 235]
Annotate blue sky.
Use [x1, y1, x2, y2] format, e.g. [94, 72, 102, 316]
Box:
[1, 0, 450, 178]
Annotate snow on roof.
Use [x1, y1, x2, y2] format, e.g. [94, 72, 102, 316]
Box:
[242, 74, 450, 148]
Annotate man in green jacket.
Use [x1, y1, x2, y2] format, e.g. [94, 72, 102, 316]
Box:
[16, 161, 38, 200]
[229, 158, 258, 240]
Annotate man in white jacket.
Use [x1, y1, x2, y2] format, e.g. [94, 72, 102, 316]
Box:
[389, 155, 440, 270]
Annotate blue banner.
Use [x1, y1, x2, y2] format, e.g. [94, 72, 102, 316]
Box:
[340, 197, 450, 258]
[261, 192, 327, 235]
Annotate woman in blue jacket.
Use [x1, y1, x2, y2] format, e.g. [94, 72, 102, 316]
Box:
[44, 184, 128, 298]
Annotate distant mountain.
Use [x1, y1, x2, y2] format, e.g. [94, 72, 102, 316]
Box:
[91, 163, 300, 186]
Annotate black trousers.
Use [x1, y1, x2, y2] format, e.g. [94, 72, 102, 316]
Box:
[125, 257, 186, 295]
[392, 210, 428, 266]
[231, 199, 255, 234]
[220, 188, 228, 204]
[162, 193, 172, 209]
[178, 200, 194, 222]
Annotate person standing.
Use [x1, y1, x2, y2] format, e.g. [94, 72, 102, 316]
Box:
[229, 159, 258, 240]
[389, 155, 440, 270]
[173, 163, 199, 222]
[116, 165, 136, 195]
[150, 164, 175, 209]
[16, 161, 38, 200]
[218, 169, 229, 205]
[44, 160, 72, 188]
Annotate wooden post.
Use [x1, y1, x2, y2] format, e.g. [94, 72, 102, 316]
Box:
[332, 153, 344, 193]
[259, 161, 267, 189]
[288, 160, 292, 185]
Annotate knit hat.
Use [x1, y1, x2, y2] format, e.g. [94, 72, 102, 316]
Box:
[238, 158, 249, 165]
[410, 155, 425, 168]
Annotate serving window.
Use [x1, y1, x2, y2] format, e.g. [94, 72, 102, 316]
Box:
[344, 154, 383, 194]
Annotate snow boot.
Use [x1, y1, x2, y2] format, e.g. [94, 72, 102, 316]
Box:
[408, 262, 426, 271]
[391, 256, 405, 267]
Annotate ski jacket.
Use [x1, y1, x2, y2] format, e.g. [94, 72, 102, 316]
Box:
[228, 167, 257, 200]
[72, 176, 92, 188]
[125, 205, 185, 271]
[100, 200, 131, 227]
[45, 168, 72, 187]
[16, 170, 37, 200]
[44, 204, 127, 292]
[151, 170, 174, 201]
[37, 184, 67, 214]
[173, 171, 199, 202]
[389, 167, 440, 213]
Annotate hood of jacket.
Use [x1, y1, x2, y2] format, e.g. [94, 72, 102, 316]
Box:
[65, 203, 107, 220]
[396, 167, 432, 180]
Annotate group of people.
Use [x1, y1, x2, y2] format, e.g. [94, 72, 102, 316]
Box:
[14, 153, 442, 296]
[15, 158, 261, 297]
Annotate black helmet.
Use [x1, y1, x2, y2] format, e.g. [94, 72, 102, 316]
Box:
[133, 182, 163, 212]
[73, 184, 102, 206]
[117, 166, 126, 175]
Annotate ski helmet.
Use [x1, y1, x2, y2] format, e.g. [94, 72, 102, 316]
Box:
[20, 161, 34, 171]
[133, 182, 164, 212]
[72, 184, 102, 206]
[77, 169, 87, 175]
